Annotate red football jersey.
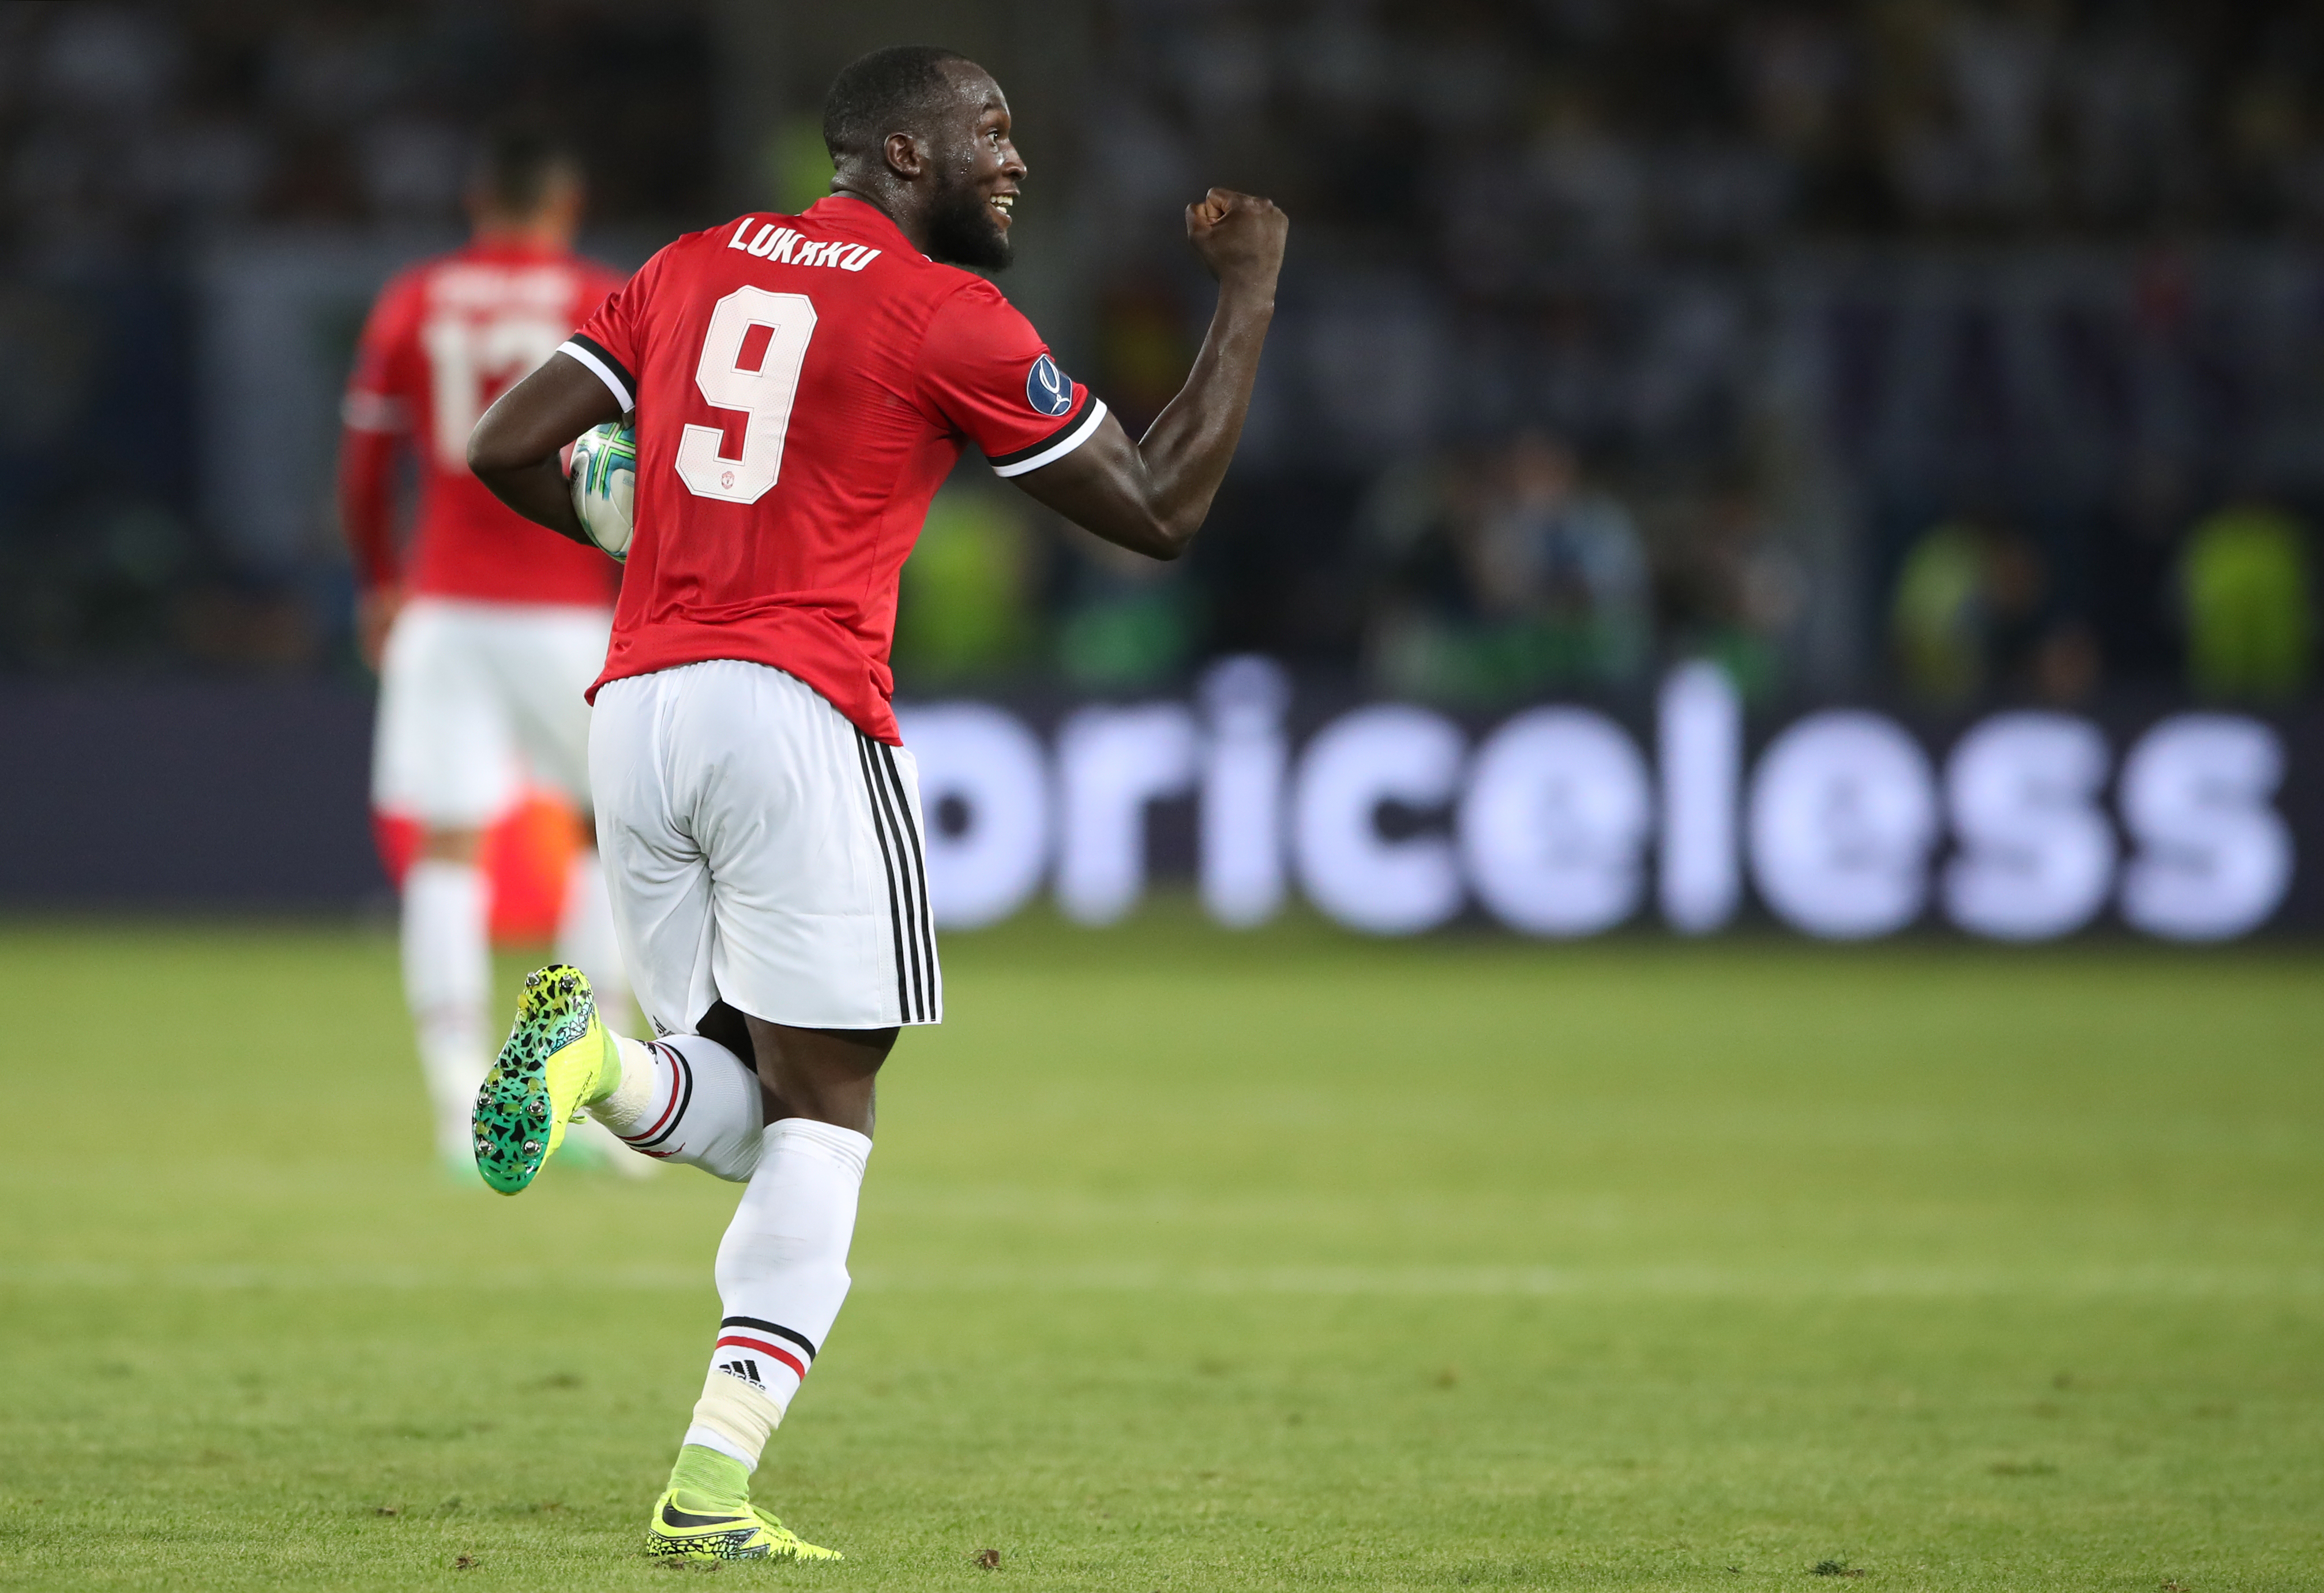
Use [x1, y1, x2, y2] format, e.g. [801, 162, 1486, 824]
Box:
[562, 195, 1105, 743]
[342, 239, 625, 607]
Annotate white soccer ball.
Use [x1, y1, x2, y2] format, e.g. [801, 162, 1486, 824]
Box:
[568, 422, 636, 562]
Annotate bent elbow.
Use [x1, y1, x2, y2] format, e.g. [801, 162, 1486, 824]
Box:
[1151, 513, 1206, 561]
[465, 400, 544, 479]
[464, 426, 508, 480]
[1099, 508, 1195, 562]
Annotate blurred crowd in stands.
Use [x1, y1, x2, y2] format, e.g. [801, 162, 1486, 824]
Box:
[3, 0, 2322, 709]
[0, 0, 709, 672]
[0, 1, 708, 258]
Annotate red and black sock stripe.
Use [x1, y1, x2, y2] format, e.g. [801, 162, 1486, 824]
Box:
[620, 1042, 693, 1155]
[712, 1316, 819, 1387]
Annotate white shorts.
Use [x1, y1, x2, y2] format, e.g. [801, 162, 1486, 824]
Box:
[372, 598, 613, 826]
[590, 659, 940, 1035]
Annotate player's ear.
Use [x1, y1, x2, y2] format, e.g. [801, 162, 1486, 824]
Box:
[882, 131, 926, 181]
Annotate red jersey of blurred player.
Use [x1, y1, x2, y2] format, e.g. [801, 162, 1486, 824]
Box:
[340, 221, 622, 633]
[560, 194, 1103, 745]
[337, 128, 640, 1174]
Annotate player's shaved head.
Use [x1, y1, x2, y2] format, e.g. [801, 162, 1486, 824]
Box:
[822, 46, 977, 161]
[470, 119, 580, 220]
[822, 46, 1024, 272]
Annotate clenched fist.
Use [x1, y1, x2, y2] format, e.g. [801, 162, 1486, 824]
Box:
[1185, 188, 1288, 292]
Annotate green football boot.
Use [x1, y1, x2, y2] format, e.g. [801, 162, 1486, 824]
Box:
[643, 1491, 843, 1562]
[471, 964, 614, 1196]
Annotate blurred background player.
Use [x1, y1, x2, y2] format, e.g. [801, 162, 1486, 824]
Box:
[337, 122, 641, 1178]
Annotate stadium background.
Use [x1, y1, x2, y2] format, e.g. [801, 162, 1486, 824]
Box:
[0, 0, 2317, 939]
[2, 6, 2321, 1590]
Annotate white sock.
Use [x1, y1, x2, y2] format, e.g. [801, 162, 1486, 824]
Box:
[590, 1034, 765, 1182]
[682, 1119, 872, 1464]
[401, 859, 489, 1160]
[563, 1113, 662, 1179]
[557, 850, 633, 1030]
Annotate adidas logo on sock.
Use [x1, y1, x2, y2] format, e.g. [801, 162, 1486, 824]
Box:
[717, 1358, 765, 1388]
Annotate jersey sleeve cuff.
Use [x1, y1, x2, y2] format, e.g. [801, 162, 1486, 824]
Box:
[559, 335, 637, 413]
[340, 391, 408, 433]
[988, 395, 1108, 478]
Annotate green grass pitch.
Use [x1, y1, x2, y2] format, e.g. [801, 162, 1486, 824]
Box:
[1, 911, 2320, 1590]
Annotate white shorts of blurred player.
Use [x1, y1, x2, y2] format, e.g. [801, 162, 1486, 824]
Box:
[372, 598, 614, 827]
[590, 659, 942, 1036]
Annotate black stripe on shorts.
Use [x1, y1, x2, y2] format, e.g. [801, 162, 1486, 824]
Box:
[873, 742, 937, 1014]
[855, 733, 919, 1023]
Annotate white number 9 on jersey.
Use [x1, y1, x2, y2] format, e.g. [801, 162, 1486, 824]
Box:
[678, 287, 817, 504]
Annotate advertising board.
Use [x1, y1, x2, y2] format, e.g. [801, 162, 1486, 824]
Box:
[904, 660, 2314, 941]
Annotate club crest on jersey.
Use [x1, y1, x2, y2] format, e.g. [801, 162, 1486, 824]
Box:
[1026, 355, 1074, 417]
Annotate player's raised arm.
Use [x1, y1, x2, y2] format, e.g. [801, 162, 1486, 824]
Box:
[1009, 189, 1287, 561]
[467, 351, 624, 545]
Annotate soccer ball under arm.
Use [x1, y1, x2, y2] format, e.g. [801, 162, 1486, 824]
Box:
[568, 422, 636, 562]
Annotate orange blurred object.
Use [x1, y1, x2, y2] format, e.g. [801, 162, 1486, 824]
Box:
[371, 791, 583, 946]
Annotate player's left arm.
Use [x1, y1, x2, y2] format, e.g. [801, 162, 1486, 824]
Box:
[466, 352, 622, 543]
[337, 423, 407, 668]
[339, 275, 423, 668]
[1011, 190, 1286, 561]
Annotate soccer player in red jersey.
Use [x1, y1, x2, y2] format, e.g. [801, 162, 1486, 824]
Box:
[338, 125, 641, 1177]
[465, 47, 1286, 1559]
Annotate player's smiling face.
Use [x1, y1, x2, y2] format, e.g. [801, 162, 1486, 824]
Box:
[923, 67, 1024, 270]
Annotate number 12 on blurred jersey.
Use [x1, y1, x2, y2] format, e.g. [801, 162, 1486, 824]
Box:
[420, 309, 569, 469]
